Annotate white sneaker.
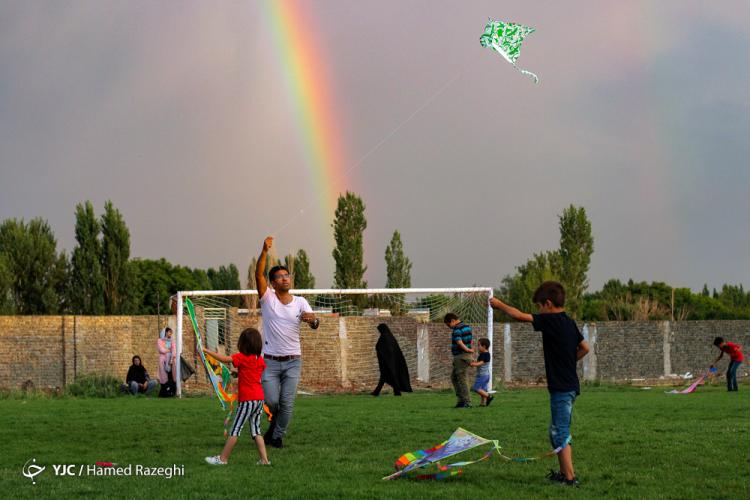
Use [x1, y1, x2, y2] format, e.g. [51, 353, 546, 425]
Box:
[205, 455, 227, 465]
[256, 460, 272, 466]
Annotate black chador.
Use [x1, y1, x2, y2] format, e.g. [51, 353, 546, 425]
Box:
[372, 323, 413, 396]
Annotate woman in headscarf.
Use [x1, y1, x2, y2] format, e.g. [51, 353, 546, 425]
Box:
[372, 323, 413, 396]
[157, 327, 177, 397]
[125, 355, 157, 395]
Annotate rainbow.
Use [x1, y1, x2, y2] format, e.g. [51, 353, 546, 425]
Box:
[261, 0, 349, 224]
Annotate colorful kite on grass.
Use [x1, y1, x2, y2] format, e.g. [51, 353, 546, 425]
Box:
[383, 427, 576, 480]
[383, 428, 501, 480]
[480, 19, 539, 83]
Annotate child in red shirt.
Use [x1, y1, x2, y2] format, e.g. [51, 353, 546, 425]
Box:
[711, 337, 744, 392]
[204, 328, 270, 465]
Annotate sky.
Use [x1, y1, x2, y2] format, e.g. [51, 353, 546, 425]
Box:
[1, 1, 749, 292]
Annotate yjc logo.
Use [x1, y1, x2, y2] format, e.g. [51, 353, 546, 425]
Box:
[22, 458, 45, 485]
[52, 464, 77, 476]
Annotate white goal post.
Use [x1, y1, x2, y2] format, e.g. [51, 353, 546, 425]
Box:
[175, 287, 494, 397]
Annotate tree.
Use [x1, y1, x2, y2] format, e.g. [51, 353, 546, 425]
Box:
[0, 253, 14, 314]
[701, 284, 710, 297]
[293, 249, 315, 289]
[498, 250, 561, 318]
[0, 218, 67, 314]
[100, 201, 133, 314]
[70, 201, 105, 314]
[558, 205, 594, 319]
[207, 264, 242, 306]
[385, 230, 412, 288]
[207, 264, 241, 290]
[130, 258, 214, 314]
[332, 191, 367, 289]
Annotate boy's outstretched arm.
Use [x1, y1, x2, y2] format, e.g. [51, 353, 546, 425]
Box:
[489, 296, 533, 322]
[577, 340, 590, 360]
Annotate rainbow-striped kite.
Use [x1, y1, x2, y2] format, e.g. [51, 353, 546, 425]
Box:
[383, 428, 501, 480]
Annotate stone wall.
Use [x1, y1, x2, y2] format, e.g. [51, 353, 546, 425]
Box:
[1, 316, 748, 392]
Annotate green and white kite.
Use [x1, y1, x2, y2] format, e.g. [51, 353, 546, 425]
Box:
[480, 19, 539, 84]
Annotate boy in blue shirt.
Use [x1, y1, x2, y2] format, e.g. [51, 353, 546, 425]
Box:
[444, 313, 474, 408]
[490, 281, 589, 487]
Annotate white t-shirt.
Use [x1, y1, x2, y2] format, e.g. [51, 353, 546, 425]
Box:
[260, 288, 313, 356]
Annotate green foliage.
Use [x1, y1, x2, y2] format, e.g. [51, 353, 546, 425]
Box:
[207, 264, 241, 306]
[0, 253, 13, 314]
[0, 218, 68, 314]
[101, 201, 133, 314]
[385, 230, 412, 289]
[65, 374, 123, 398]
[130, 258, 211, 314]
[292, 249, 315, 289]
[582, 279, 750, 320]
[558, 205, 594, 319]
[496, 205, 592, 320]
[497, 251, 561, 319]
[332, 191, 367, 289]
[70, 201, 105, 314]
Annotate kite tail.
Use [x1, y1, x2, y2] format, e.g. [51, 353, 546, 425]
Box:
[499, 436, 570, 462]
[516, 66, 539, 84]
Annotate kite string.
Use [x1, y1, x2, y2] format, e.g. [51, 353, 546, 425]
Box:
[272, 72, 462, 237]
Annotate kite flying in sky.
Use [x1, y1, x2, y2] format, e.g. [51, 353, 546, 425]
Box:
[480, 18, 539, 84]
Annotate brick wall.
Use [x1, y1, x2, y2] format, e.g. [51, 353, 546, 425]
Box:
[1, 316, 748, 391]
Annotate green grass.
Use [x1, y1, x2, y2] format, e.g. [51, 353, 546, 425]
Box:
[1, 386, 748, 499]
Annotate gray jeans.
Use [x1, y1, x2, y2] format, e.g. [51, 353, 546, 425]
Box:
[261, 357, 302, 439]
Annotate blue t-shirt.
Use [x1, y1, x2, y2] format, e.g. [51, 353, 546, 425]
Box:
[451, 322, 473, 356]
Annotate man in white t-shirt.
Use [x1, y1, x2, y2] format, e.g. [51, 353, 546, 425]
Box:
[256, 236, 319, 448]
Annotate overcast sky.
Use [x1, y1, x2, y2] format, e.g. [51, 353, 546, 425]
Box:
[1, 1, 749, 291]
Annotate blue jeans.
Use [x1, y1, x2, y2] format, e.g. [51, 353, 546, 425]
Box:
[129, 380, 156, 395]
[261, 358, 302, 439]
[549, 391, 577, 450]
[727, 361, 740, 391]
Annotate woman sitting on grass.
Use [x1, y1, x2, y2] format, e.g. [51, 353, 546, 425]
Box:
[123, 355, 157, 395]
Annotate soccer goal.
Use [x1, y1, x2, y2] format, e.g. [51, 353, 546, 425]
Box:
[175, 288, 494, 397]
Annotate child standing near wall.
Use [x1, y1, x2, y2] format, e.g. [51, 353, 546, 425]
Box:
[204, 328, 270, 465]
[711, 337, 744, 392]
[470, 338, 494, 406]
[489, 282, 589, 487]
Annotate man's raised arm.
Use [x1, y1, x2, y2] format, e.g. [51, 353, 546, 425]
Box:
[255, 236, 273, 298]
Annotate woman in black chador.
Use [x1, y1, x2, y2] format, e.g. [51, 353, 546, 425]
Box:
[372, 323, 413, 396]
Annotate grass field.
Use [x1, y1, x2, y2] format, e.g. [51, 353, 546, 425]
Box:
[2, 385, 748, 499]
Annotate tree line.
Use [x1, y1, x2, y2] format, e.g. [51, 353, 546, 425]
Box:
[2, 195, 747, 320]
[0, 193, 412, 315]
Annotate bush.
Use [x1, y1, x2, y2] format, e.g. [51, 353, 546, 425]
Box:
[65, 374, 123, 398]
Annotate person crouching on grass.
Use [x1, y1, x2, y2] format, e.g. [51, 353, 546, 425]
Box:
[489, 281, 589, 487]
[204, 328, 270, 466]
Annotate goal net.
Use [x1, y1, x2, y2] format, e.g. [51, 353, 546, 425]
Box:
[175, 288, 493, 397]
